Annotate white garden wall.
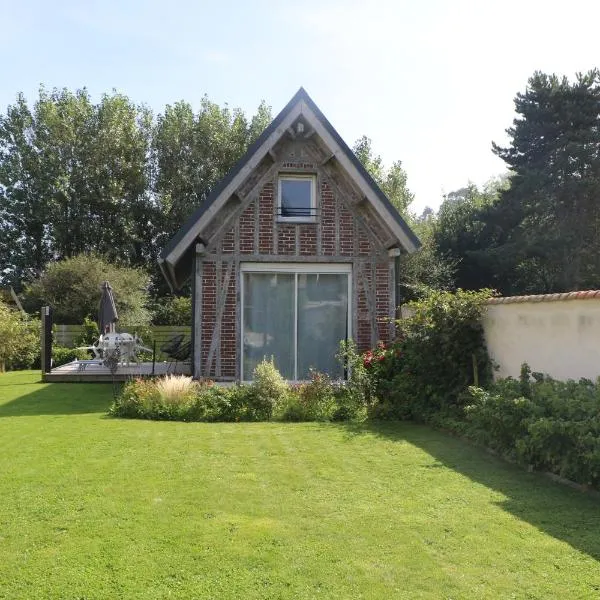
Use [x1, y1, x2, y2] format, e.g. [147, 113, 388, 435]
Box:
[483, 292, 600, 381]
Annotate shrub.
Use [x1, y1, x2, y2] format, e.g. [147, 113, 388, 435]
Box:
[0, 301, 40, 371]
[278, 371, 336, 422]
[337, 340, 374, 405]
[111, 376, 208, 421]
[52, 346, 90, 368]
[367, 289, 493, 420]
[463, 366, 600, 489]
[23, 254, 151, 327]
[250, 358, 288, 419]
[151, 296, 192, 325]
[156, 374, 197, 404]
[75, 317, 100, 346]
[110, 359, 365, 423]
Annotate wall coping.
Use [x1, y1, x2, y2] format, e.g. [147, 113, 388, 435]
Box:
[487, 290, 600, 305]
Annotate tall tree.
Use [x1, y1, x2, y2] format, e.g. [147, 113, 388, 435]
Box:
[0, 88, 272, 296]
[492, 69, 600, 293]
[154, 97, 272, 243]
[433, 178, 511, 292]
[0, 88, 155, 289]
[353, 135, 414, 214]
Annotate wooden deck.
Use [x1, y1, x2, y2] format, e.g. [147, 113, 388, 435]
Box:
[43, 360, 191, 383]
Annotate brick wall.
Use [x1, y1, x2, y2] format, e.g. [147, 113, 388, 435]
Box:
[200, 178, 391, 379]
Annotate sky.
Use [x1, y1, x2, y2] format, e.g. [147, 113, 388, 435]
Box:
[2, 0, 599, 213]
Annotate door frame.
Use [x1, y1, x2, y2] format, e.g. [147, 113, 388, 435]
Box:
[239, 262, 352, 381]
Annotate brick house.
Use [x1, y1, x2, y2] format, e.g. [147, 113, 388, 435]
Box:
[159, 88, 420, 381]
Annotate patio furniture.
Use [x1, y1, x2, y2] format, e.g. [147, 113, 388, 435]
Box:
[170, 339, 192, 373]
[99, 332, 152, 366]
[159, 335, 191, 373]
[160, 334, 184, 358]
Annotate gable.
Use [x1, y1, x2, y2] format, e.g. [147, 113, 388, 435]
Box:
[204, 136, 393, 259]
[159, 88, 420, 290]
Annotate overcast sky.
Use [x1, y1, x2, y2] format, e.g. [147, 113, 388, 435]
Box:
[2, 0, 599, 212]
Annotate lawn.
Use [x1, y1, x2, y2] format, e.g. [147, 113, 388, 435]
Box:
[1, 372, 599, 599]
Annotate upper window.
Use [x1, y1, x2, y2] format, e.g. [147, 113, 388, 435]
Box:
[278, 175, 316, 221]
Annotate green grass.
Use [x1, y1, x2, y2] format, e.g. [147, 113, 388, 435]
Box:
[1, 371, 600, 599]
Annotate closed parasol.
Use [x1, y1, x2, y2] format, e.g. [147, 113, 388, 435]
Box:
[98, 281, 119, 334]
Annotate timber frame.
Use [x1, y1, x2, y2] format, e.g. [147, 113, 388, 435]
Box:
[160, 88, 421, 380]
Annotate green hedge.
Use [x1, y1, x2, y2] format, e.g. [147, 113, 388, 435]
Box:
[462, 369, 600, 489]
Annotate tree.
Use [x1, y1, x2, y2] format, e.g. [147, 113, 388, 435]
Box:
[0, 88, 156, 290]
[353, 135, 414, 214]
[0, 88, 273, 298]
[23, 254, 151, 326]
[433, 178, 511, 292]
[0, 301, 39, 371]
[492, 69, 600, 293]
[153, 97, 272, 244]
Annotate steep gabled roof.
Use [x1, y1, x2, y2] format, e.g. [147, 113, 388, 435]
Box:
[160, 87, 420, 290]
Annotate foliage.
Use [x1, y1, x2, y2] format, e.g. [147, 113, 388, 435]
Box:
[154, 97, 272, 241]
[464, 367, 600, 489]
[75, 316, 100, 346]
[417, 69, 600, 297]
[337, 339, 375, 407]
[111, 359, 366, 423]
[23, 254, 151, 326]
[397, 209, 458, 302]
[368, 289, 493, 419]
[278, 371, 337, 422]
[155, 374, 198, 404]
[52, 345, 89, 368]
[0, 301, 39, 371]
[111, 376, 202, 421]
[249, 358, 289, 418]
[491, 69, 600, 293]
[432, 178, 510, 293]
[353, 135, 414, 214]
[0, 87, 271, 294]
[151, 296, 192, 325]
[0, 88, 155, 289]
[111, 377, 275, 423]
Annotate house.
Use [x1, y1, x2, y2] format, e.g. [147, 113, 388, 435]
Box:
[159, 88, 420, 381]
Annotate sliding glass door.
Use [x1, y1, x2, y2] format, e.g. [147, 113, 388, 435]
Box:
[241, 264, 350, 380]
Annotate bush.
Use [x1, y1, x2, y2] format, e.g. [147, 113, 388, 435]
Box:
[111, 360, 365, 423]
[250, 358, 288, 419]
[367, 289, 493, 420]
[278, 371, 336, 422]
[337, 340, 375, 407]
[75, 317, 100, 346]
[111, 376, 205, 421]
[463, 367, 600, 489]
[52, 346, 90, 368]
[23, 254, 151, 327]
[0, 301, 40, 371]
[151, 296, 192, 325]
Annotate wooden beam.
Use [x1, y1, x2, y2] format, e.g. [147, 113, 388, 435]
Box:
[204, 260, 234, 376]
[193, 254, 203, 379]
[166, 101, 304, 265]
[205, 162, 279, 252]
[320, 152, 335, 166]
[322, 164, 387, 258]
